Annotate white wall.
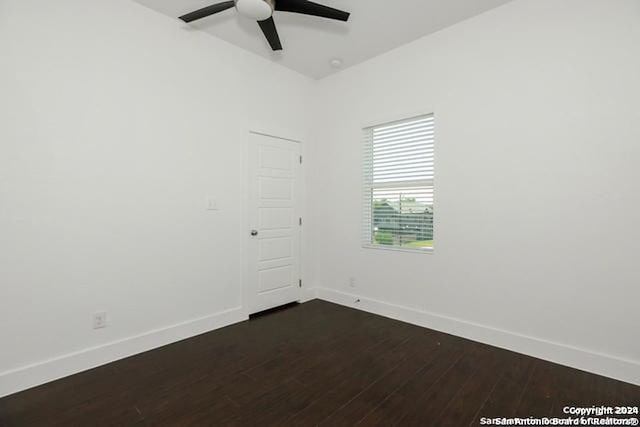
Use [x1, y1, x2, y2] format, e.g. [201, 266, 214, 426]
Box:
[310, 0, 640, 385]
[0, 0, 313, 396]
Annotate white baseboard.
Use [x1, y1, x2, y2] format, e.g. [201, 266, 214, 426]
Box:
[0, 307, 247, 398]
[299, 286, 318, 303]
[315, 287, 640, 386]
[3, 291, 637, 399]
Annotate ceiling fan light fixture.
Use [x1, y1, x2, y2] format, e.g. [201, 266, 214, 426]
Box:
[235, 0, 274, 21]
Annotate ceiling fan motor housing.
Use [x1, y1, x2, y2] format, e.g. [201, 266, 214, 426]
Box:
[235, 0, 275, 21]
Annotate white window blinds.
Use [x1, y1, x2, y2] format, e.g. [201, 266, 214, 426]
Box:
[363, 114, 435, 251]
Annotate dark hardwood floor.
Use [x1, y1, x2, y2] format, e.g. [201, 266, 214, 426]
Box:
[1, 300, 638, 426]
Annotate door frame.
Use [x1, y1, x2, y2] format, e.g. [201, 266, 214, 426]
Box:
[241, 128, 305, 317]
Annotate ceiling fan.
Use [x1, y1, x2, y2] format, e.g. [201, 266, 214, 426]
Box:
[179, 0, 350, 51]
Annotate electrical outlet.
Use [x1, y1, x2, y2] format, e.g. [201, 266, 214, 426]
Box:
[349, 277, 357, 287]
[93, 312, 107, 329]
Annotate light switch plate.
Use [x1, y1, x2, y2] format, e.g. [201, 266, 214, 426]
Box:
[206, 198, 218, 211]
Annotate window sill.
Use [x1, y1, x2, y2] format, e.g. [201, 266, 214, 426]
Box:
[362, 244, 434, 254]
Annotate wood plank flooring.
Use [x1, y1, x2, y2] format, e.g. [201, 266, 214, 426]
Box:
[0, 300, 638, 426]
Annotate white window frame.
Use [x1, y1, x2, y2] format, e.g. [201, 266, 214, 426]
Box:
[362, 114, 435, 253]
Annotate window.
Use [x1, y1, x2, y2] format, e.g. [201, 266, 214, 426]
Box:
[362, 114, 435, 251]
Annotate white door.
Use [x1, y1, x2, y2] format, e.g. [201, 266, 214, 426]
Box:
[246, 132, 302, 314]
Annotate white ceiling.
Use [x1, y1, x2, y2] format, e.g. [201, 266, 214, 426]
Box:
[134, 0, 514, 79]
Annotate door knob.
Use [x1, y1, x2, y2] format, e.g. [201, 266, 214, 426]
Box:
[251, 230, 258, 236]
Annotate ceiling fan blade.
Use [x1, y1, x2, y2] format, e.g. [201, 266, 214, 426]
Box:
[258, 17, 283, 51]
[275, 0, 350, 22]
[179, 1, 235, 23]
